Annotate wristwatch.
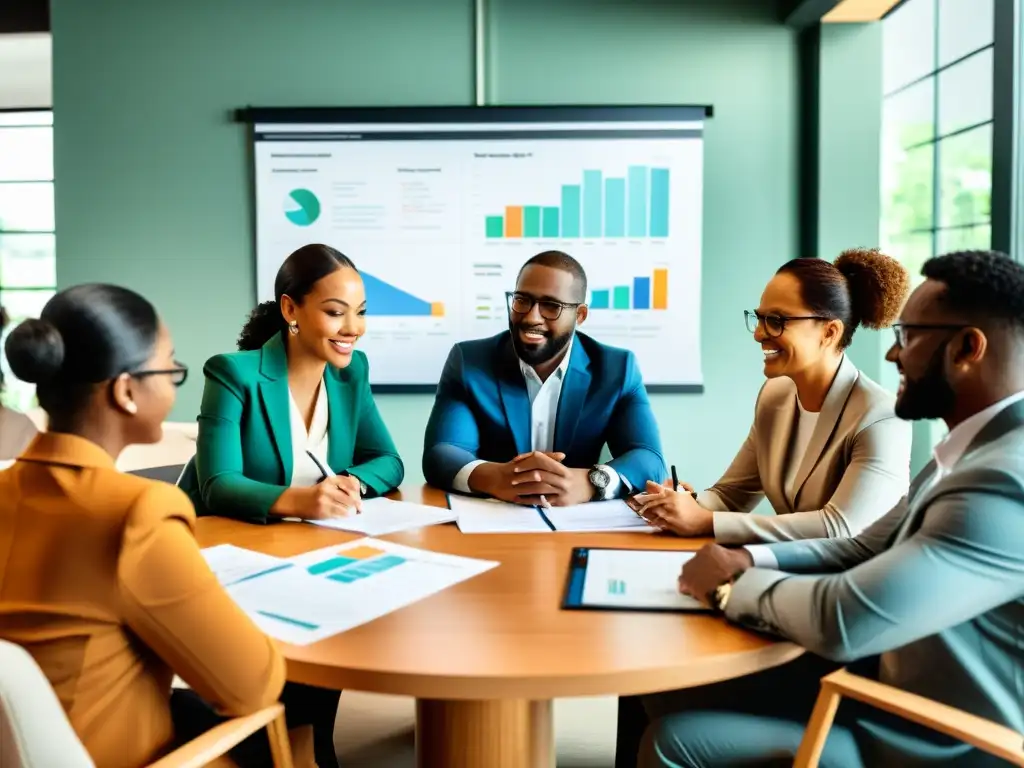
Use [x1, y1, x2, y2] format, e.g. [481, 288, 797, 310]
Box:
[358, 478, 368, 497]
[588, 465, 613, 500]
[711, 581, 733, 612]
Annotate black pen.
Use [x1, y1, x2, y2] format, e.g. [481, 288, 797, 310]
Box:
[670, 464, 699, 500]
[306, 451, 361, 512]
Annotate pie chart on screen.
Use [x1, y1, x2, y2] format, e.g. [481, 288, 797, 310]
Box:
[284, 189, 320, 226]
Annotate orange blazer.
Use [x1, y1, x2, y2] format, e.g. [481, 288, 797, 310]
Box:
[0, 432, 286, 768]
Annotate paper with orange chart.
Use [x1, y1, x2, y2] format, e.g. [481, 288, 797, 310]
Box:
[219, 538, 498, 645]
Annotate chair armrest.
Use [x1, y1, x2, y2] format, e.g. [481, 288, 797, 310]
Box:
[821, 670, 1024, 766]
[148, 703, 293, 768]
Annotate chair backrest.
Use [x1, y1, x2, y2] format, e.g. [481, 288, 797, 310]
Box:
[0, 640, 95, 768]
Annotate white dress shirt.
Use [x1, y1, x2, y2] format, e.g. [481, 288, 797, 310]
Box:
[287, 378, 331, 487]
[452, 337, 622, 496]
[745, 389, 1024, 569]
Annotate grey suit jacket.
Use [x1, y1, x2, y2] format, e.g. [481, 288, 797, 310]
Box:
[727, 397, 1024, 765]
[705, 355, 912, 545]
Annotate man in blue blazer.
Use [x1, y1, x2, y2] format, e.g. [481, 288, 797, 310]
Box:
[423, 250, 665, 506]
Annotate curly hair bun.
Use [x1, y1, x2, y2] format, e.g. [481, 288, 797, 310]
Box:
[833, 248, 909, 329]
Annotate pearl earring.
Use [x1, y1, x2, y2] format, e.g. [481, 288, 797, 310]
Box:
[125, 401, 138, 414]
[288, 320, 299, 335]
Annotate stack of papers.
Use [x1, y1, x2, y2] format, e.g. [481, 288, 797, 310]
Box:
[306, 497, 456, 536]
[202, 539, 497, 645]
[449, 495, 655, 534]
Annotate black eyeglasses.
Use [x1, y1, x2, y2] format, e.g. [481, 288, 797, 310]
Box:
[891, 323, 970, 348]
[744, 310, 830, 338]
[506, 292, 581, 321]
[130, 361, 189, 387]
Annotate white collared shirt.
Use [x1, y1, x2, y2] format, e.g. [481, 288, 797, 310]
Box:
[287, 378, 330, 487]
[745, 389, 1024, 569]
[453, 337, 622, 496]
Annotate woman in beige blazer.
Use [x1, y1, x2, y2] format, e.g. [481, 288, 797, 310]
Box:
[640, 249, 913, 544]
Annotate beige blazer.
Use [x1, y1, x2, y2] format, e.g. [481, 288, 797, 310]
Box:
[0, 405, 38, 460]
[702, 355, 912, 545]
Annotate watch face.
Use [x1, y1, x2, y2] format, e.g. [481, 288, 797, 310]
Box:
[589, 468, 610, 489]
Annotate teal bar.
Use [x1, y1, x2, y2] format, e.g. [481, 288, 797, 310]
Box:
[486, 215, 504, 238]
[583, 170, 602, 238]
[591, 289, 610, 309]
[542, 206, 559, 237]
[561, 185, 581, 237]
[256, 611, 319, 630]
[650, 168, 670, 238]
[524, 206, 541, 238]
[307, 556, 355, 575]
[605, 177, 625, 237]
[628, 166, 647, 237]
[613, 286, 630, 310]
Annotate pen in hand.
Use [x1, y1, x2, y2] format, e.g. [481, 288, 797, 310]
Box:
[306, 450, 361, 513]
[670, 464, 699, 500]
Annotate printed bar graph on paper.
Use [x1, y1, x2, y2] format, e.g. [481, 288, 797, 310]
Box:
[583, 170, 602, 238]
[486, 216, 504, 238]
[633, 276, 651, 310]
[650, 168, 670, 238]
[561, 185, 581, 237]
[307, 556, 355, 575]
[591, 289, 610, 309]
[604, 177, 626, 238]
[653, 268, 668, 310]
[613, 286, 630, 310]
[628, 166, 648, 237]
[542, 206, 560, 238]
[505, 206, 523, 237]
[524, 206, 541, 238]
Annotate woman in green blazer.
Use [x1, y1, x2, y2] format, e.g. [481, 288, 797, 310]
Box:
[181, 244, 404, 524]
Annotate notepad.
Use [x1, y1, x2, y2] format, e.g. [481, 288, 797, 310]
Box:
[563, 547, 708, 613]
[449, 494, 655, 534]
[307, 497, 457, 536]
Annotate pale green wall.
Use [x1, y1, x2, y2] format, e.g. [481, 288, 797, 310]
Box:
[51, 0, 800, 486]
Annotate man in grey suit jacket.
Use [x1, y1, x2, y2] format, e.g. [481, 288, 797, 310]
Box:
[641, 250, 1024, 767]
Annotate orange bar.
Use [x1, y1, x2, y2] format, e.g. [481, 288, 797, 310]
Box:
[341, 545, 386, 560]
[505, 206, 523, 237]
[653, 269, 668, 310]
[431, 302, 445, 317]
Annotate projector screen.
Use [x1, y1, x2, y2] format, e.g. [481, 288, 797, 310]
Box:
[248, 106, 707, 392]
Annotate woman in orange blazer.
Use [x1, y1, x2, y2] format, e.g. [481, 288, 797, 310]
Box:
[0, 284, 335, 768]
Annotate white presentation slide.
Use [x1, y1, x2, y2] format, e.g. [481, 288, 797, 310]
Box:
[251, 108, 706, 388]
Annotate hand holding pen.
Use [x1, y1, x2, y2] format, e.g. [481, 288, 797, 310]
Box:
[305, 451, 363, 517]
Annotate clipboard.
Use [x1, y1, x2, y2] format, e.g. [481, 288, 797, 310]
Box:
[562, 547, 712, 613]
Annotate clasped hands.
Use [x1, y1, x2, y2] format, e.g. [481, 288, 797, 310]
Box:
[470, 451, 594, 507]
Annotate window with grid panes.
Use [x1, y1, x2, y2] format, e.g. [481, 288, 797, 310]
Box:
[0, 109, 55, 412]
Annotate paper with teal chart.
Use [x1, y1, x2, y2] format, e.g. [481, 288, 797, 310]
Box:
[580, 549, 702, 610]
[201, 544, 287, 586]
[224, 538, 497, 645]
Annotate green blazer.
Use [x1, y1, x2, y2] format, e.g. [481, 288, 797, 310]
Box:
[180, 333, 404, 523]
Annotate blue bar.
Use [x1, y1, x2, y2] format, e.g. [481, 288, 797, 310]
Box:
[650, 168, 670, 238]
[604, 178, 625, 237]
[364, 555, 405, 572]
[591, 289, 610, 309]
[561, 185, 581, 237]
[583, 170, 602, 238]
[628, 166, 647, 237]
[307, 556, 356, 575]
[633, 277, 651, 309]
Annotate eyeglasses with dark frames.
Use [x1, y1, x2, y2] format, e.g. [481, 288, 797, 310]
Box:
[891, 323, 970, 348]
[130, 360, 189, 387]
[744, 310, 830, 338]
[506, 292, 582, 321]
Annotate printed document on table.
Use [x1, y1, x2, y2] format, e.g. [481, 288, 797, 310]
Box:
[449, 494, 551, 533]
[581, 549, 703, 610]
[544, 500, 655, 532]
[201, 544, 287, 586]
[307, 497, 456, 536]
[225, 538, 498, 645]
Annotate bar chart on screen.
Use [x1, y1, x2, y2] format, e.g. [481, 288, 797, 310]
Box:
[483, 165, 671, 241]
[589, 267, 669, 311]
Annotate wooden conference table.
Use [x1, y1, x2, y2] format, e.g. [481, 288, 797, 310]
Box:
[195, 485, 802, 768]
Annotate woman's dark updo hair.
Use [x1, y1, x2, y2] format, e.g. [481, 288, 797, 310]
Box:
[777, 248, 910, 349]
[4, 284, 160, 423]
[237, 244, 358, 351]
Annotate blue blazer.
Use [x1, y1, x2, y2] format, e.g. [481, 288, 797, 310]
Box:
[422, 331, 665, 492]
